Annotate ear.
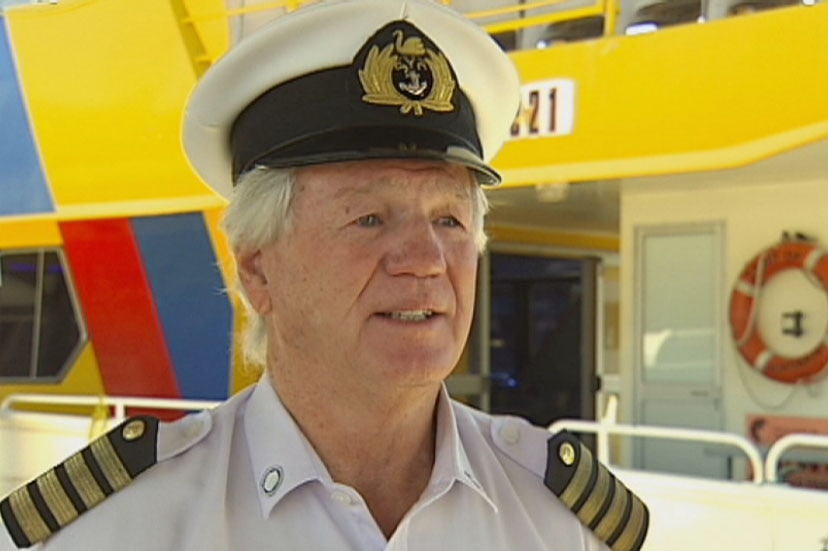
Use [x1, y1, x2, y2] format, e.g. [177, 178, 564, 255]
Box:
[235, 247, 272, 315]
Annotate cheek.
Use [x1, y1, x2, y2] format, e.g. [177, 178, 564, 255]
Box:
[450, 245, 480, 310]
[264, 256, 325, 342]
[280, 236, 367, 310]
[279, 254, 323, 306]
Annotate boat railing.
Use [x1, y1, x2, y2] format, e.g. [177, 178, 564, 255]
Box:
[7, 393, 828, 487]
[460, 0, 620, 38]
[0, 393, 221, 422]
[180, 0, 621, 60]
[764, 433, 828, 483]
[0, 393, 213, 497]
[548, 416, 766, 484]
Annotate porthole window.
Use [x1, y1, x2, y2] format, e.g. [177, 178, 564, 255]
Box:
[0, 249, 85, 381]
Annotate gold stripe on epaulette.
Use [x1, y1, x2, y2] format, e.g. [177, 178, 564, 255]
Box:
[613, 491, 647, 551]
[593, 478, 628, 542]
[577, 461, 611, 526]
[35, 470, 78, 526]
[558, 443, 593, 508]
[90, 436, 132, 491]
[65, 453, 106, 508]
[8, 488, 50, 545]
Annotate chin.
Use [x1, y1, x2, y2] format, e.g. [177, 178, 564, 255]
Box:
[375, 350, 458, 386]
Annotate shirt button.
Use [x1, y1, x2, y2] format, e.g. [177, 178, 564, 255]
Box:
[499, 423, 521, 445]
[261, 466, 283, 496]
[330, 490, 353, 505]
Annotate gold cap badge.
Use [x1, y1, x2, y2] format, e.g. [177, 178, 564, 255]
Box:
[359, 28, 456, 116]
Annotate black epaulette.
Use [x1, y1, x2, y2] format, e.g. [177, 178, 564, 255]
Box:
[544, 430, 649, 551]
[0, 416, 159, 549]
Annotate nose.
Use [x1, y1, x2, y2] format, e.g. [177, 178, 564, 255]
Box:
[384, 219, 447, 277]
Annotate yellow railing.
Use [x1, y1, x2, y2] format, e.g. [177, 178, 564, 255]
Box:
[179, 0, 310, 23]
[464, 0, 618, 37]
[181, 0, 620, 52]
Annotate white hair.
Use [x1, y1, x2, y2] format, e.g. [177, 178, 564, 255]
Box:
[221, 165, 490, 366]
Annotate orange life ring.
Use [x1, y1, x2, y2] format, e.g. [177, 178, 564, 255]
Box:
[730, 240, 828, 384]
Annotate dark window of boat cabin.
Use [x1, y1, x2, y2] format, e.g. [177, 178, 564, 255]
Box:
[0, 250, 84, 381]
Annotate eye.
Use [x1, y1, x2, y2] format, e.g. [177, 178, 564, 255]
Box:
[437, 215, 464, 229]
[357, 214, 382, 227]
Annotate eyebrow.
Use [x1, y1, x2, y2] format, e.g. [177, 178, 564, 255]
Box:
[333, 185, 373, 201]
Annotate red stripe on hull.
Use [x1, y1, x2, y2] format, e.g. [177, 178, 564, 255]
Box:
[60, 220, 181, 402]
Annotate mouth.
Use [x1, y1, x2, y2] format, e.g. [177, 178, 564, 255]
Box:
[380, 309, 436, 322]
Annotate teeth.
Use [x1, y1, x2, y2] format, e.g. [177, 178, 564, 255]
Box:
[385, 310, 434, 321]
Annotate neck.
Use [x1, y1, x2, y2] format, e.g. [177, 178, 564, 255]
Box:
[268, 360, 442, 538]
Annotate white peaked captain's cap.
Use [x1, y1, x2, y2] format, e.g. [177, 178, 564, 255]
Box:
[182, 0, 522, 199]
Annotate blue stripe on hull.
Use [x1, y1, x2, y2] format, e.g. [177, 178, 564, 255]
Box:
[0, 18, 53, 216]
[132, 213, 233, 400]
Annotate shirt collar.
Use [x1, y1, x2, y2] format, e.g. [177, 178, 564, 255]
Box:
[243, 376, 497, 518]
[429, 386, 498, 512]
[243, 375, 330, 518]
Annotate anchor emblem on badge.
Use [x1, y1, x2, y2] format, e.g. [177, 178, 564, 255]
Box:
[359, 27, 455, 116]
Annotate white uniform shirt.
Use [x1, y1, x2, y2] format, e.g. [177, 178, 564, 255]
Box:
[1, 377, 609, 550]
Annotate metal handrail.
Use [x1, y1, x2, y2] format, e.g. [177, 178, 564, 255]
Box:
[183, 0, 620, 39]
[765, 433, 828, 483]
[481, 5, 609, 35]
[1, 393, 220, 421]
[180, 0, 305, 23]
[548, 418, 766, 484]
[465, 0, 588, 20]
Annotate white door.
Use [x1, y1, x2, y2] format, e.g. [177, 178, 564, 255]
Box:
[634, 223, 728, 478]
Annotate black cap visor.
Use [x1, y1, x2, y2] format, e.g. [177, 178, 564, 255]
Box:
[235, 125, 500, 186]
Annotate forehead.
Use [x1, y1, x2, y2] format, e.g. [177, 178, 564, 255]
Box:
[295, 160, 476, 202]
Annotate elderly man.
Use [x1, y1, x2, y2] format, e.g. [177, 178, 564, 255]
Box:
[0, 1, 647, 549]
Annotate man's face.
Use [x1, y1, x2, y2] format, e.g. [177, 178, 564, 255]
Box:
[243, 160, 480, 393]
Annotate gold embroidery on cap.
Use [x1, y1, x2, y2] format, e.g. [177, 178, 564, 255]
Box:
[359, 29, 455, 116]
